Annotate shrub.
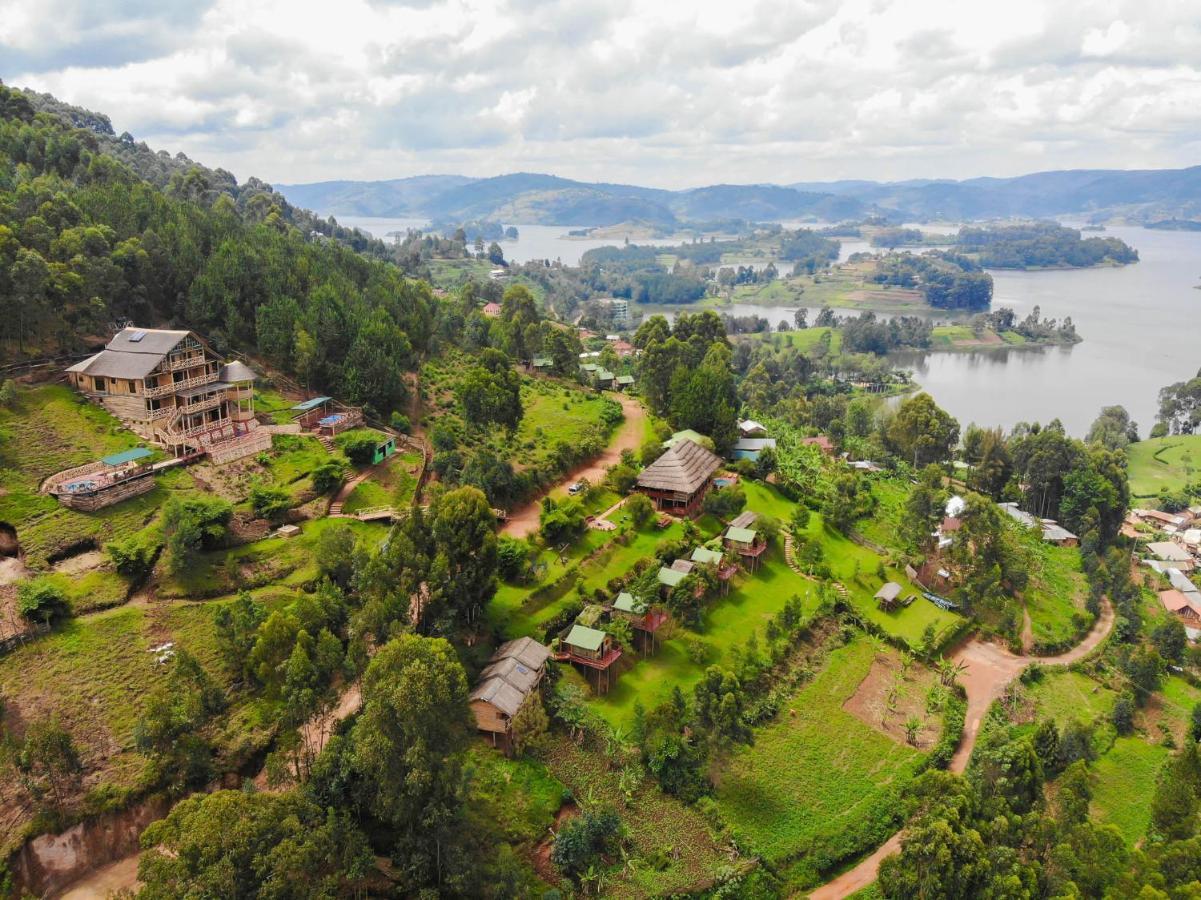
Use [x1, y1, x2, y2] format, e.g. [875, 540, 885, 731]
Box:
[311, 459, 347, 495]
[17, 578, 70, 626]
[551, 807, 622, 881]
[703, 484, 746, 520]
[539, 497, 587, 545]
[0, 379, 18, 407]
[249, 483, 291, 523]
[606, 463, 638, 495]
[389, 412, 411, 433]
[625, 492, 656, 529]
[497, 536, 533, 582]
[106, 532, 159, 581]
[338, 433, 379, 467]
[161, 497, 233, 573]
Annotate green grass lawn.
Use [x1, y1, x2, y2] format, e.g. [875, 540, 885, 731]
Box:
[715, 636, 927, 887]
[1090, 736, 1169, 844]
[0, 385, 175, 568]
[741, 481, 959, 649]
[343, 449, 423, 513]
[1023, 538, 1091, 651]
[1026, 670, 1116, 727]
[589, 546, 819, 729]
[854, 478, 909, 549]
[39, 568, 130, 614]
[253, 387, 301, 425]
[0, 589, 295, 853]
[1128, 435, 1201, 498]
[465, 745, 564, 846]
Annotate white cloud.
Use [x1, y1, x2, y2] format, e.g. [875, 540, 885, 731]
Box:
[4, 0, 1200, 188]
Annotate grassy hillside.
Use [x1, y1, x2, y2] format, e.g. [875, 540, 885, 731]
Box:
[715, 636, 930, 888]
[1128, 435, 1201, 498]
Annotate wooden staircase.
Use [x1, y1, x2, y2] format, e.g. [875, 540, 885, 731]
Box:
[329, 501, 344, 516]
[784, 533, 802, 574]
[317, 434, 336, 453]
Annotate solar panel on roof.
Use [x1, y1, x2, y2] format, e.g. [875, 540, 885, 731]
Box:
[129, 330, 146, 342]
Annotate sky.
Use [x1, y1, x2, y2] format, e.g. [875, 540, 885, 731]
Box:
[3, 0, 1200, 189]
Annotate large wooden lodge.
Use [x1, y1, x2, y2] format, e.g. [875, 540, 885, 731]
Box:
[66, 327, 265, 460]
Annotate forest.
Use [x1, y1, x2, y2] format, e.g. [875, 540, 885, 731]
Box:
[957, 221, 1140, 268]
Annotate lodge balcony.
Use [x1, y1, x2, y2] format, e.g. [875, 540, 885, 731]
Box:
[143, 371, 218, 399]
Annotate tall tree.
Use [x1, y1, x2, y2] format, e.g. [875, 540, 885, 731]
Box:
[886, 393, 960, 468]
[353, 635, 473, 889]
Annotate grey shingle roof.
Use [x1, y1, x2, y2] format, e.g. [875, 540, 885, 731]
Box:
[107, 327, 190, 355]
[66, 350, 162, 380]
[636, 439, 722, 495]
[875, 582, 902, 602]
[469, 677, 527, 718]
[728, 510, 759, 530]
[219, 361, 256, 383]
[67, 328, 213, 381]
[492, 636, 551, 671]
[470, 637, 551, 719]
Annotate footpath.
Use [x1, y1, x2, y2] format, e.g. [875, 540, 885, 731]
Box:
[808, 601, 1114, 899]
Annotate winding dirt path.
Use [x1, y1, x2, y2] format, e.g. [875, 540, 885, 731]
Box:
[808, 600, 1114, 899]
[500, 392, 647, 538]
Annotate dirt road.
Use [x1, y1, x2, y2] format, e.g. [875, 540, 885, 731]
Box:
[501, 392, 647, 538]
[809, 601, 1114, 899]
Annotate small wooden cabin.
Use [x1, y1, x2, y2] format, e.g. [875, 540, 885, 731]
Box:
[875, 582, 903, 610]
[469, 637, 551, 751]
[558, 624, 622, 693]
[723, 514, 767, 571]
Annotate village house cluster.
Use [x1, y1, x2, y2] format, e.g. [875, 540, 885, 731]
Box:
[1129, 506, 1201, 637]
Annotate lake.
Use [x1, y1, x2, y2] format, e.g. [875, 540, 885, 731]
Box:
[341, 216, 1197, 437]
[891, 226, 1200, 436]
[678, 226, 1199, 437]
[337, 216, 684, 267]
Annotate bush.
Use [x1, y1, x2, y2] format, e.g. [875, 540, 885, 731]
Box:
[539, 497, 587, 545]
[550, 807, 622, 881]
[17, 578, 70, 626]
[606, 463, 638, 495]
[625, 493, 656, 529]
[311, 459, 347, 495]
[390, 412, 411, 434]
[162, 496, 233, 573]
[703, 484, 746, 520]
[497, 536, 533, 582]
[249, 483, 291, 523]
[106, 532, 159, 581]
[0, 379, 17, 407]
[338, 433, 379, 467]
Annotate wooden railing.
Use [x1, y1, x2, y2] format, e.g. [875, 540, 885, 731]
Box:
[144, 372, 217, 399]
[176, 395, 223, 415]
[161, 353, 208, 372]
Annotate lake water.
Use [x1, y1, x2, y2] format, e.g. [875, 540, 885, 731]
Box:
[891, 226, 1200, 436]
[680, 226, 1198, 437]
[340, 215, 1198, 437]
[338, 216, 684, 267]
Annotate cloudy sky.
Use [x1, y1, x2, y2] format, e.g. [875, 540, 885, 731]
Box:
[2, 0, 1199, 189]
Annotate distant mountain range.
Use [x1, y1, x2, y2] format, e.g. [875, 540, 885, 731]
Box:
[277, 166, 1201, 228]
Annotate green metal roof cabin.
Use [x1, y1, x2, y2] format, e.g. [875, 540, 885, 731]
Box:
[613, 592, 647, 614]
[690, 546, 723, 565]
